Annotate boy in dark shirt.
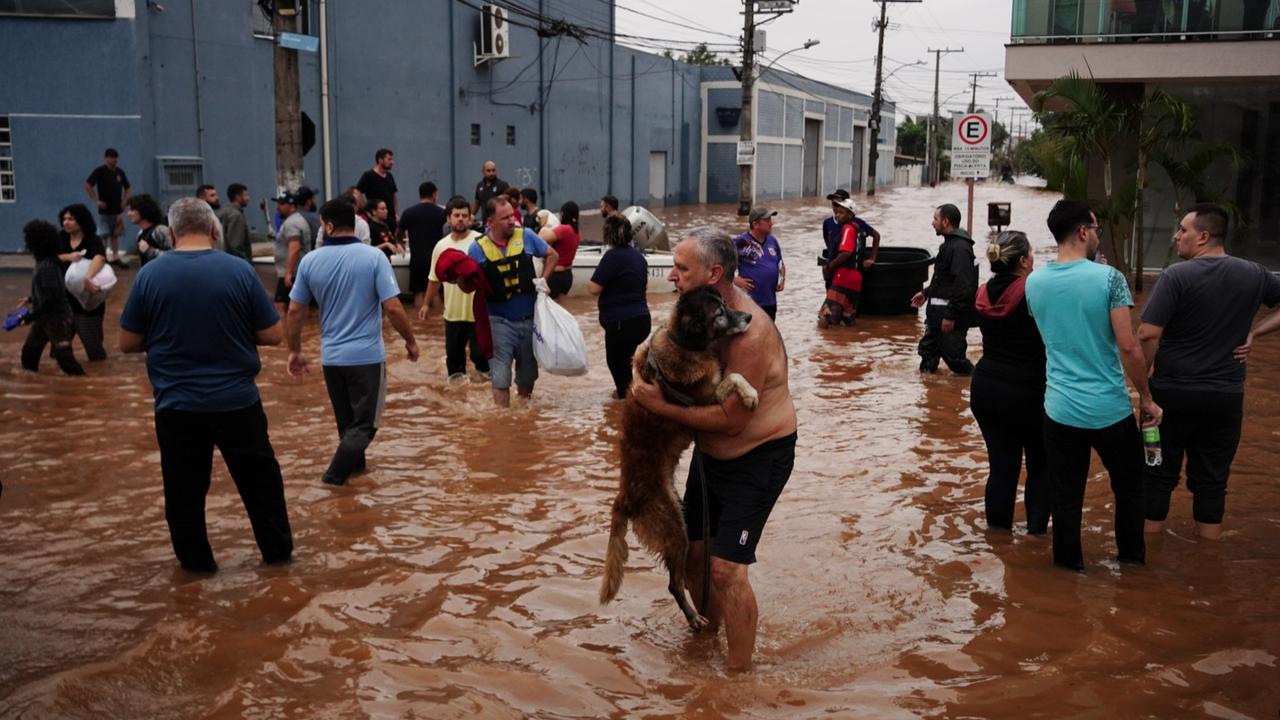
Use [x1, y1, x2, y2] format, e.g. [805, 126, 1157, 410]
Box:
[18, 220, 86, 376]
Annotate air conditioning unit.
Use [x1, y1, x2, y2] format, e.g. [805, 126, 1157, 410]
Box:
[475, 4, 509, 66]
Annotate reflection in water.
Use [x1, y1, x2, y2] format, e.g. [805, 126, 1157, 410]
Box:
[2, 182, 1278, 717]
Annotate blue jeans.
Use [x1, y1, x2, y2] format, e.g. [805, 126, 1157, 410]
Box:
[489, 315, 538, 389]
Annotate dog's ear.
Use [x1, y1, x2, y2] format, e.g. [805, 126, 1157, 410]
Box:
[671, 293, 711, 351]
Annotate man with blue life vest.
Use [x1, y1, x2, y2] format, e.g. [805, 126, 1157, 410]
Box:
[821, 188, 880, 289]
[467, 196, 559, 407]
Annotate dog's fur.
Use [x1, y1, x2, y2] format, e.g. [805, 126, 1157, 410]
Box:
[599, 286, 757, 630]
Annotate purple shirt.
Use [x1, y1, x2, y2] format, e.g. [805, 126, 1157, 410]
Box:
[734, 231, 783, 308]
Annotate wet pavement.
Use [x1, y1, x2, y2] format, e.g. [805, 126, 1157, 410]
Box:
[1, 181, 1277, 718]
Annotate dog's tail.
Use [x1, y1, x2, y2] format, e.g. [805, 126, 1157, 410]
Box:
[599, 501, 630, 605]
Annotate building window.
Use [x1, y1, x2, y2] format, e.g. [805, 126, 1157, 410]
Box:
[0, 115, 14, 202]
[471, 124, 481, 146]
[506, 126, 516, 146]
[0, 0, 114, 17]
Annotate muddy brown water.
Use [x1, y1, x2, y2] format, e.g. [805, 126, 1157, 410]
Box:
[2, 182, 1277, 718]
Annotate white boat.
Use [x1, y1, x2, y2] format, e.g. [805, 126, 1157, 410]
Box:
[252, 244, 674, 299]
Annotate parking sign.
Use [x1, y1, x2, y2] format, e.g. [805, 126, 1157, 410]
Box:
[950, 112, 992, 179]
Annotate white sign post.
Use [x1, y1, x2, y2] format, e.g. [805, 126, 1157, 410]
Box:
[950, 111, 993, 234]
[736, 140, 756, 166]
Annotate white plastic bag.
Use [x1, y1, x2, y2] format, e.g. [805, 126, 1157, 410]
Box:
[532, 283, 588, 376]
[64, 258, 117, 312]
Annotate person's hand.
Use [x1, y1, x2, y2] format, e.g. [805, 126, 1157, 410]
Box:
[417, 303, 430, 321]
[405, 339, 420, 362]
[910, 291, 926, 309]
[534, 277, 550, 295]
[733, 276, 755, 291]
[629, 375, 662, 412]
[16, 297, 30, 310]
[96, 200, 107, 210]
[287, 352, 308, 380]
[284, 272, 294, 289]
[941, 318, 955, 334]
[776, 278, 785, 292]
[823, 266, 833, 281]
[137, 239, 151, 254]
[862, 258, 876, 269]
[1139, 396, 1163, 426]
[84, 276, 100, 293]
[1233, 333, 1254, 364]
[1095, 252, 1109, 266]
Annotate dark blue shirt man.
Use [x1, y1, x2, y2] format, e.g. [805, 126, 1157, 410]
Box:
[120, 197, 293, 574]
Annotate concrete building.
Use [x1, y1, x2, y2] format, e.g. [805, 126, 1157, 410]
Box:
[1005, 0, 1280, 267]
[0, 0, 895, 252]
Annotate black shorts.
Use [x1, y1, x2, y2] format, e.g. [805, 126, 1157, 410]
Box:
[274, 278, 291, 304]
[409, 258, 431, 294]
[683, 432, 796, 564]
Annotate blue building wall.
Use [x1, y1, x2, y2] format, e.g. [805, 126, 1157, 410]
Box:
[0, 0, 704, 252]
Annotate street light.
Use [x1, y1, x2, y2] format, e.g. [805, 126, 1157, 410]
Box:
[758, 39, 820, 77]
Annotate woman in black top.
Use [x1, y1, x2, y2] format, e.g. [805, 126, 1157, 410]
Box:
[971, 230, 1048, 533]
[19, 219, 86, 376]
[56, 203, 109, 362]
[127, 194, 171, 266]
[588, 214, 651, 399]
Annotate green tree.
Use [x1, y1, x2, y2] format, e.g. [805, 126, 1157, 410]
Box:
[896, 115, 926, 158]
[664, 43, 731, 66]
[1130, 90, 1194, 289]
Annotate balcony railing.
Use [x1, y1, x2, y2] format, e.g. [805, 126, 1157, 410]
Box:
[1011, 0, 1280, 43]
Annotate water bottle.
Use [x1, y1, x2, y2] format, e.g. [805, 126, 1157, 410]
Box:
[1142, 422, 1162, 467]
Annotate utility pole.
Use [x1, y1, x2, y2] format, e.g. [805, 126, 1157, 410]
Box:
[736, 0, 755, 216]
[273, 3, 304, 194]
[736, 0, 799, 215]
[967, 71, 997, 113]
[992, 95, 1015, 152]
[925, 46, 962, 187]
[866, 0, 921, 196]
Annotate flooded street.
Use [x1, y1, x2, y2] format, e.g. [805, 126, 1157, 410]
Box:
[2, 181, 1277, 718]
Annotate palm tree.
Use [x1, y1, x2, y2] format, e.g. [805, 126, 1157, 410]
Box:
[1130, 90, 1194, 290]
[1034, 73, 1131, 278]
[1154, 142, 1245, 266]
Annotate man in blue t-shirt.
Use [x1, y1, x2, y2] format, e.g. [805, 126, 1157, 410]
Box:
[1025, 199, 1162, 572]
[467, 196, 558, 407]
[287, 199, 419, 487]
[733, 206, 785, 320]
[119, 197, 293, 574]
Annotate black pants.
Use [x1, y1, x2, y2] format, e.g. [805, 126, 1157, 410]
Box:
[761, 304, 777, 321]
[918, 306, 972, 374]
[73, 310, 107, 361]
[444, 320, 490, 377]
[321, 362, 385, 484]
[1144, 387, 1243, 525]
[154, 400, 293, 571]
[970, 372, 1048, 532]
[602, 313, 651, 399]
[20, 314, 86, 375]
[1043, 415, 1145, 569]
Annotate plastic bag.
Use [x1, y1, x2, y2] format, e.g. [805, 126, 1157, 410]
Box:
[64, 258, 118, 312]
[532, 283, 588, 376]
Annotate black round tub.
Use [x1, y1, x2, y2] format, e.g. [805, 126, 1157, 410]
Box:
[858, 247, 934, 315]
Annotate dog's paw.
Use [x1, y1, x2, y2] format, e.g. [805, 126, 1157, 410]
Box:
[686, 612, 710, 632]
[716, 373, 759, 410]
[737, 384, 759, 410]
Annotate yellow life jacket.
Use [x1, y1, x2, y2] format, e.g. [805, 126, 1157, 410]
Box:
[476, 227, 536, 302]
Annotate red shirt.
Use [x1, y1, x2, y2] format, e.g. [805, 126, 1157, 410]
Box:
[552, 224, 581, 267]
[832, 223, 863, 292]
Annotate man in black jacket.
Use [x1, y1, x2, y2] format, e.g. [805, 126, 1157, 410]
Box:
[911, 203, 977, 375]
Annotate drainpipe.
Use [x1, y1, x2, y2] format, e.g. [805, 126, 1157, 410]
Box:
[188, 0, 205, 157]
[538, 0, 546, 202]
[607, 6, 614, 194]
[630, 54, 636, 203]
[319, 0, 332, 198]
[448, 0, 457, 194]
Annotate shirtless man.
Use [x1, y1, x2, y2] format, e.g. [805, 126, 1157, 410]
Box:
[631, 226, 798, 672]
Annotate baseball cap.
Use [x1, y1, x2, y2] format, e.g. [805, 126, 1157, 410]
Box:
[833, 198, 857, 214]
[273, 191, 299, 205]
[825, 189, 851, 201]
[294, 186, 315, 203]
[748, 206, 777, 224]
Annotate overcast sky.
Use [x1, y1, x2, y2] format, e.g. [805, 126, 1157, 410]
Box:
[614, 0, 1033, 127]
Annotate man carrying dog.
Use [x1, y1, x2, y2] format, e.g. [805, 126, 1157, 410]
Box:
[631, 227, 798, 671]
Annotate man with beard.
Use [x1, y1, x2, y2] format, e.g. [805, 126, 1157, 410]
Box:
[1025, 199, 1161, 571]
[911, 203, 977, 374]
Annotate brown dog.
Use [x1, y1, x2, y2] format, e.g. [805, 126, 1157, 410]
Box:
[599, 286, 757, 630]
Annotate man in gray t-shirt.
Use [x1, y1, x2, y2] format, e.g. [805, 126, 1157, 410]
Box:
[273, 192, 311, 313]
[1138, 203, 1280, 539]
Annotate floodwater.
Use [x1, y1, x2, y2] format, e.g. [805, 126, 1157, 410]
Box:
[2, 181, 1277, 718]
